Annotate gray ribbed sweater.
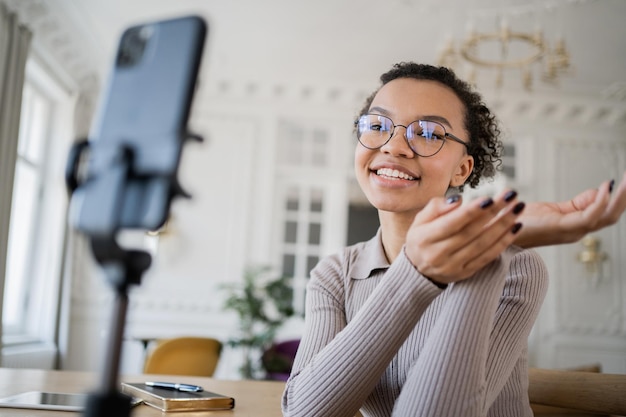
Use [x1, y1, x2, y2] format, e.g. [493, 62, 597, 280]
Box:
[282, 231, 548, 417]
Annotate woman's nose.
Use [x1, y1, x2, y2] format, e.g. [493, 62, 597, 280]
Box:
[380, 126, 415, 158]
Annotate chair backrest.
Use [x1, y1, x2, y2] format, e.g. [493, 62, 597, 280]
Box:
[143, 337, 222, 377]
[529, 368, 626, 416]
[262, 339, 300, 381]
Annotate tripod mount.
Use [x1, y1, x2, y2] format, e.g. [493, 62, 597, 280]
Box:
[65, 131, 202, 417]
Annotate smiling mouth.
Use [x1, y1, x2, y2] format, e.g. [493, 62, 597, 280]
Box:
[375, 168, 418, 181]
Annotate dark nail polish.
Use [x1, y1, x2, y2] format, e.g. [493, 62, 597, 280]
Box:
[609, 179, 615, 194]
[511, 223, 523, 234]
[504, 190, 518, 202]
[480, 198, 494, 209]
[446, 194, 461, 204]
[512, 202, 526, 215]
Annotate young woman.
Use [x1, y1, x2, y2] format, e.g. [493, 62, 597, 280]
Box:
[281, 63, 626, 417]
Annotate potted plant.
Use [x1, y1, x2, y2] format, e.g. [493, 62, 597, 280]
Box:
[221, 266, 294, 379]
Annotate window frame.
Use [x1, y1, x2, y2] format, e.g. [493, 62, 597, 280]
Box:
[3, 52, 76, 346]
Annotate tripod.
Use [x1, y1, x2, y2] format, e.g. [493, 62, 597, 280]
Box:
[82, 238, 151, 417]
[66, 133, 202, 417]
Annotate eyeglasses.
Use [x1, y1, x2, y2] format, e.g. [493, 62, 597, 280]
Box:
[355, 114, 469, 157]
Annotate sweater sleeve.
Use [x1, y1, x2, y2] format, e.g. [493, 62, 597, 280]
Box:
[392, 247, 548, 417]
[282, 248, 443, 417]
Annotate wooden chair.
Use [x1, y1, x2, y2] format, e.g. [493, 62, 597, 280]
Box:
[529, 367, 626, 416]
[352, 367, 626, 417]
[143, 336, 222, 377]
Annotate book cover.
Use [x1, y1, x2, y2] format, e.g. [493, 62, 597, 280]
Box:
[120, 382, 235, 412]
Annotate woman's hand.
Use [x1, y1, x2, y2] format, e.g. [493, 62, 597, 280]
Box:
[515, 172, 626, 249]
[405, 189, 525, 285]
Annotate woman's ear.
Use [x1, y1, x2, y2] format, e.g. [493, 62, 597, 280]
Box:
[450, 155, 474, 187]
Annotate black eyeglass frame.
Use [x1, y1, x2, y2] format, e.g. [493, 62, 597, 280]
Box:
[355, 114, 470, 157]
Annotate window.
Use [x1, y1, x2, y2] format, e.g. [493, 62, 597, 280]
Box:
[3, 81, 48, 333]
[3, 55, 74, 345]
[273, 118, 351, 315]
[501, 143, 516, 180]
[279, 186, 324, 315]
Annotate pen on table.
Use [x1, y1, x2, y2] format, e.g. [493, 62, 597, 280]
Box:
[145, 381, 204, 392]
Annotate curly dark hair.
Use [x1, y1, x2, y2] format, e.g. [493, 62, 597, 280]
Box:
[357, 62, 502, 190]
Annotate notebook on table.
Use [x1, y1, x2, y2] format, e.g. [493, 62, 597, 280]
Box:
[120, 382, 235, 412]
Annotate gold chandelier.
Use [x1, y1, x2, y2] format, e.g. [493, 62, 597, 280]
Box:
[438, 14, 572, 90]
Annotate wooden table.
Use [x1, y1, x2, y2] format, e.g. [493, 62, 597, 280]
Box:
[0, 368, 286, 416]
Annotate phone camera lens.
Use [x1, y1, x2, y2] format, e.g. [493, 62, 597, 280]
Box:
[117, 25, 153, 68]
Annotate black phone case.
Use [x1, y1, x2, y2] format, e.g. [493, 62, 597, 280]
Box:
[72, 15, 206, 234]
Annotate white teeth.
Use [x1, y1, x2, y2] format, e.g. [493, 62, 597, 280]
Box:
[376, 168, 415, 180]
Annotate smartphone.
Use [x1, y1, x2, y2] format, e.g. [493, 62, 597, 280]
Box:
[69, 15, 207, 235]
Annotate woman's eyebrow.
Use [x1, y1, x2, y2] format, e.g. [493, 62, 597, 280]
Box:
[368, 106, 391, 116]
[420, 115, 453, 128]
[368, 107, 454, 129]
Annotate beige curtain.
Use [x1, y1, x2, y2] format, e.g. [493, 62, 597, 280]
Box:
[0, 2, 33, 354]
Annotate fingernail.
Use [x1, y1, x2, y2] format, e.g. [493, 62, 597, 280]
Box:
[446, 194, 461, 204]
[504, 190, 517, 202]
[609, 179, 615, 194]
[512, 202, 526, 215]
[511, 222, 523, 234]
[480, 198, 494, 209]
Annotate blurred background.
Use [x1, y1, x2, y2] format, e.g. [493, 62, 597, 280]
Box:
[1, 0, 625, 379]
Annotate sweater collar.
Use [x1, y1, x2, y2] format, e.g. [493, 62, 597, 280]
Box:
[350, 228, 390, 279]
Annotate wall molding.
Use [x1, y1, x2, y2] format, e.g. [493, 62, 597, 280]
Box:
[196, 79, 626, 129]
